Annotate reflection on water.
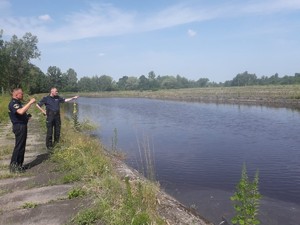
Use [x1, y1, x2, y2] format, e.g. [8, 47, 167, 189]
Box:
[64, 97, 300, 225]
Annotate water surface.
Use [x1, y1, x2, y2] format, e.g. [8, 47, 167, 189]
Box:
[66, 97, 300, 225]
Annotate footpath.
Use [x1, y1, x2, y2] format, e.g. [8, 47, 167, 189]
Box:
[0, 116, 213, 225]
[0, 117, 91, 225]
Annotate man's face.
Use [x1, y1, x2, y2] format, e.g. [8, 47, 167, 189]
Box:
[51, 88, 58, 96]
[15, 90, 24, 100]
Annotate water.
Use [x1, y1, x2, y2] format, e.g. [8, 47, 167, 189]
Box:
[65, 97, 300, 225]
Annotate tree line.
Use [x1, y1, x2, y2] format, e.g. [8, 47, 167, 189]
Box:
[1, 30, 299, 94]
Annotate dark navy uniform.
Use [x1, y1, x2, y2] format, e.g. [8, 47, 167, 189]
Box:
[37, 95, 65, 149]
[8, 98, 30, 170]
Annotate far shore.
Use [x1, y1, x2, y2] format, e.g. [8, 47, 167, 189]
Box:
[72, 85, 300, 110]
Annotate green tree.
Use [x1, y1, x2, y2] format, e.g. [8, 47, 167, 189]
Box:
[78, 76, 93, 92]
[148, 71, 159, 90]
[196, 78, 209, 87]
[231, 164, 261, 225]
[125, 77, 139, 90]
[117, 76, 129, 90]
[138, 75, 149, 90]
[28, 65, 49, 94]
[160, 76, 178, 89]
[47, 66, 62, 89]
[176, 75, 189, 88]
[232, 71, 257, 86]
[0, 31, 40, 92]
[62, 68, 78, 92]
[98, 75, 113, 91]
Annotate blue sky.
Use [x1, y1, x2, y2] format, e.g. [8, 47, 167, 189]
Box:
[1, 0, 300, 82]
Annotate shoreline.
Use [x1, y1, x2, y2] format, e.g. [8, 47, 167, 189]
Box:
[75, 85, 300, 110]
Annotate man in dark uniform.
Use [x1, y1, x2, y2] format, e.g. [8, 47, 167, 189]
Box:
[36, 87, 78, 149]
[8, 88, 36, 172]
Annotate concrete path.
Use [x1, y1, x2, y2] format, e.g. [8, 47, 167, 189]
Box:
[0, 117, 88, 225]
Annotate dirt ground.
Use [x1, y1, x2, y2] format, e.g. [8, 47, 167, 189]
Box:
[0, 117, 214, 225]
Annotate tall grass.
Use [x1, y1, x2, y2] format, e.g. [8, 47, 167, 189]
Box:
[51, 115, 164, 225]
[0, 95, 10, 124]
[136, 133, 156, 182]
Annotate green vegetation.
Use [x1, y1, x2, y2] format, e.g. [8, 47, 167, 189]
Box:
[68, 187, 86, 199]
[50, 115, 164, 225]
[22, 202, 38, 209]
[0, 95, 10, 124]
[231, 164, 261, 225]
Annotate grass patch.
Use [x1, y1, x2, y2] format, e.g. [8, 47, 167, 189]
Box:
[68, 187, 86, 199]
[0, 145, 13, 158]
[22, 202, 38, 209]
[0, 95, 10, 124]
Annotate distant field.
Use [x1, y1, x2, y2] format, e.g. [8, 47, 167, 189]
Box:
[78, 85, 300, 109]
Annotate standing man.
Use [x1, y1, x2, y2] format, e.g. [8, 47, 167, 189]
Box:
[8, 88, 36, 172]
[36, 87, 78, 149]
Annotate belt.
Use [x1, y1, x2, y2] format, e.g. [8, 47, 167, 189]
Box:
[13, 122, 27, 125]
[47, 110, 60, 115]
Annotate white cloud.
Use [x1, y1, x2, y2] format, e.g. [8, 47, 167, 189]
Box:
[187, 29, 197, 37]
[1, 1, 300, 43]
[38, 14, 52, 21]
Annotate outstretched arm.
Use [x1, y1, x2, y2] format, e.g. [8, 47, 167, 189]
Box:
[65, 96, 79, 102]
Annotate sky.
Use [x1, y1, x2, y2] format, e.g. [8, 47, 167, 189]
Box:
[1, 0, 300, 83]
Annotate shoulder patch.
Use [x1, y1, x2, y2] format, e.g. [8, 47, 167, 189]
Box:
[13, 104, 20, 109]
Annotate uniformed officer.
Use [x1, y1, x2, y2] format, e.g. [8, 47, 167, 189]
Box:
[36, 87, 78, 149]
[8, 88, 36, 172]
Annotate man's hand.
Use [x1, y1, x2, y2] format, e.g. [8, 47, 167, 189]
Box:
[29, 98, 36, 104]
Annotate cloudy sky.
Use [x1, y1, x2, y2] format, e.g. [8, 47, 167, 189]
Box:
[1, 0, 300, 82]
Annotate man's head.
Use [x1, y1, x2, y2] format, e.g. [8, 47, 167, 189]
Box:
[50, 87, 58, 97]
[12, 88, 24, 100]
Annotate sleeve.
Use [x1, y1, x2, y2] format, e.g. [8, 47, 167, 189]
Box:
[59, 96, 66, 103]
[9, 101, 21, 114]
[37, 96, 47, 107]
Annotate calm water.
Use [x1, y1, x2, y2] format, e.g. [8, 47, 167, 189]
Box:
[65, 97, 300, 225]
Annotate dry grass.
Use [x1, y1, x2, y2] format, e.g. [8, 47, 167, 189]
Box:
[77, 85, 300, 108]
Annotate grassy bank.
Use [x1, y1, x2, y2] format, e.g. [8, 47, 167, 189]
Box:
[51, 115, 165, 225]
[77, 85, 300, 109]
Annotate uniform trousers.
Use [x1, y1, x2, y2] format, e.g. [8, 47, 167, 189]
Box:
[46, 111, 61, 149]
[10, 124, 27, 167]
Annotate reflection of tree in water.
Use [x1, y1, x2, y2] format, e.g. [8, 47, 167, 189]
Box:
[72, 101, 80, 131]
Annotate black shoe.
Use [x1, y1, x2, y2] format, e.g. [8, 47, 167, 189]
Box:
[10, 164, 25, 173]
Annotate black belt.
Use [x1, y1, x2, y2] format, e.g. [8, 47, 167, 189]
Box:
[47, 110, 60, 116]
[13, 123, 27, 125]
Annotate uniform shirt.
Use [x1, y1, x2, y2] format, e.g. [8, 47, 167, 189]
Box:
[8, 98, 29, 125]
[37, 95, 65, 113]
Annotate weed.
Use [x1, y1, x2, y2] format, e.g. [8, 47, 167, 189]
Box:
[22, 202, 38, 209]
[111, 128, 118, 152]
[72, 208, 99, 225]
[231, 164, 261, 225]
[68, 187, 86, 199]
[136, 133, 156, 181]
